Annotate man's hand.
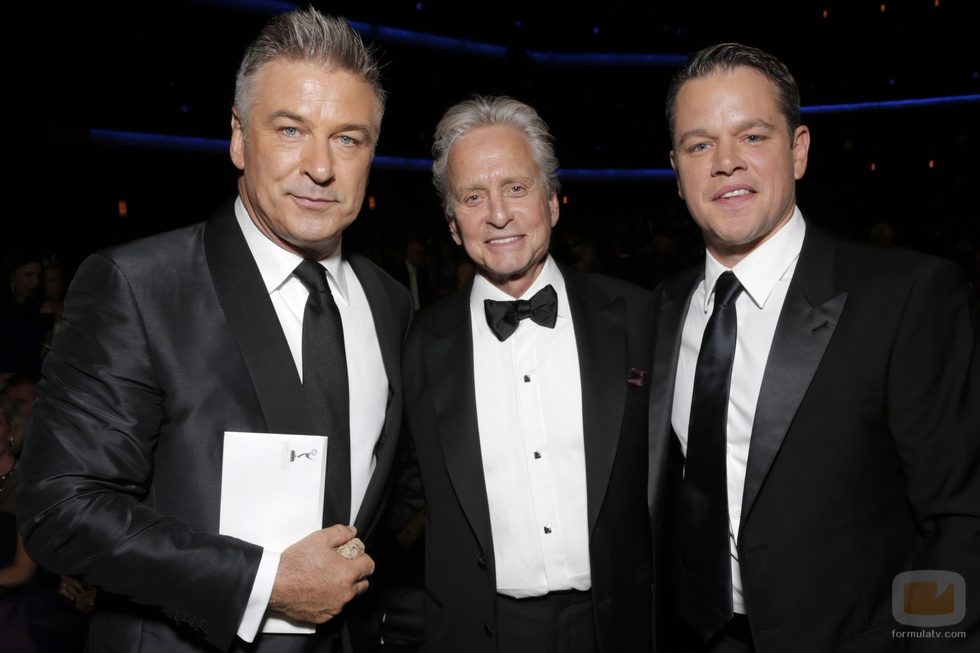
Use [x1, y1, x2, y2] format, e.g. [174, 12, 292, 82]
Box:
[267, 524, 374, 624]
[59, 575, 98, 612]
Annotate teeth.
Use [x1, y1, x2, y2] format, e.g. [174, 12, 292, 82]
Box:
[489, 236, 520, 244]
[721, 189, 750, 199]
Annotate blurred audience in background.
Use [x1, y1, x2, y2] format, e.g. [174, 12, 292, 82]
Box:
[0, 393, 93, 653]
[2, 252, 49, 380]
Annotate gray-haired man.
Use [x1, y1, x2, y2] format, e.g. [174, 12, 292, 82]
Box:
[18, 8, 410, 652]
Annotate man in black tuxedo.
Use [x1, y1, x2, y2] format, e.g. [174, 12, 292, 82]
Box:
[650, 43, 980, 652]
[17, 8, 411, 652]
[400, 96, 654, 653]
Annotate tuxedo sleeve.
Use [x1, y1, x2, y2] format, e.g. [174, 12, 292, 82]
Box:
[887, 257, 980, 647]
[17, 252, 262, 651]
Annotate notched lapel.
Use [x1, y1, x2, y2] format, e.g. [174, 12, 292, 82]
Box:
[204, 209, 313, 436]
[740, 284, 847, 526]
[566, 275, 628, 532]
[424, 295, 494, 553]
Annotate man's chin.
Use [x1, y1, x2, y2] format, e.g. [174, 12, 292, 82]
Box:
[280, 232, 344, 260]
[476, 259, 547, 293]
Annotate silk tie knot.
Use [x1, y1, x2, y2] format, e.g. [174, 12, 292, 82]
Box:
[294, 259, 332, 309]
[713, 271, 743, 308]
[484, 284, 558, 342]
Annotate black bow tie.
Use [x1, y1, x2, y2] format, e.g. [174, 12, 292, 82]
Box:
[484, 284, 558, 342]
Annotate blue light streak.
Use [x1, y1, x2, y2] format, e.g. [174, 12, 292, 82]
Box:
[526, 51, 686, 67]
[802, 94, 980, 114]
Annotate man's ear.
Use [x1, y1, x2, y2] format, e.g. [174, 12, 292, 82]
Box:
[448, 216, 462, 246]
[670, 150, 684, 199]
[230, 108, 245, 171]
[792, 125, 811, 181]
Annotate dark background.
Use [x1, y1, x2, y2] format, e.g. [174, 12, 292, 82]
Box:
[12, 0, 980, 281]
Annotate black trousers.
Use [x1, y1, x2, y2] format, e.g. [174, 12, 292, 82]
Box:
[495, 590, 597, 653]
[693, 614, 755, 653]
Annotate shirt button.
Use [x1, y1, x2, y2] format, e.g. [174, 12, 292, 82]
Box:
[533, 451, 542, 459]
[523, 374, 531, 383]
[543, 525, 552, 534]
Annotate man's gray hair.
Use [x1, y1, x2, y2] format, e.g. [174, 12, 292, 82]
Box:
[234, 7, 386, 129]
[432, 96, 560, 218]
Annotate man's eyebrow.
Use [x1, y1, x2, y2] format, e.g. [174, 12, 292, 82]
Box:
[334, 122, 375, 137]
[265, 113, 377, 142]
[734, 118, 778, 132]
[677, 127, 711, 143]
[677, 119, 778, 144]
[267, 110, 308, 124]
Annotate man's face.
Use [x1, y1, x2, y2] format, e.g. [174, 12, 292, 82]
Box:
[10, 262, 41, 302]
[44, 268, 65, 300]
[6, 383, 37, 419]
[230, 59, 379, 260]
[446, 124, 559, 298]
[670, 66, 809, 267]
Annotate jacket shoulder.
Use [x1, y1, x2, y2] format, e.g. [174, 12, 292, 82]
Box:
[98, 222, 208, 275]
[807, 226, 965, 289]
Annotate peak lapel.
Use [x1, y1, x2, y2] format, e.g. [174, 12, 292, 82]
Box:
[203, 207, 312, 436]
[740, 228, 846, 526]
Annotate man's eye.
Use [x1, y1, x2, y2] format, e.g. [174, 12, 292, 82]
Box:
[280, 126, 300, 137]
[689, 142, 709, 153]
[338, 135, 359, 146]
[744, 134, 765, 143]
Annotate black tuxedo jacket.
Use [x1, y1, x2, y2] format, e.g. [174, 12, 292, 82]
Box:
[401, 266, 655, 653]
[649, 224, 980, 652]
[17, 205, 412, 652]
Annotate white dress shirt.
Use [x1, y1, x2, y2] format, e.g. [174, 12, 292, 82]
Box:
[234, 198, 388, 640]
[671, 208, 805, 614]
[470, 256, 591, 598]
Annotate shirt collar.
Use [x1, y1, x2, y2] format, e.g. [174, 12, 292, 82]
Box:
[702, 206, 805, 312]
[469, 255, 567, 338]
[234, 197, 349, 304]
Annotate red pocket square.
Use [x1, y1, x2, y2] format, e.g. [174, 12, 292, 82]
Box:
[627, 368, 647, 387]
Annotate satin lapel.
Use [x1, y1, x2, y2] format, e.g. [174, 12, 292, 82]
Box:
[347, 254, 403, 532]
[562, 269, 628, 532]
[740, 228, 847, 525]
[424, 287, 494, 553]
[648, 267, 701, 511]
[348, 254, 402, 406]
[203, 207, 312, 436]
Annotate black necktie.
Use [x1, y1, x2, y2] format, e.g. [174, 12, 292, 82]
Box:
[677, 270, 744, 642]
[294, 260, 351, 526]
[484, 284, 558, 342]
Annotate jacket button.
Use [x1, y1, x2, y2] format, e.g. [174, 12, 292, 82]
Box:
[484, 622, 494, 637]
[476, 552, 487, 568]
